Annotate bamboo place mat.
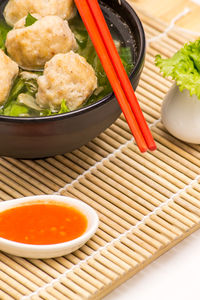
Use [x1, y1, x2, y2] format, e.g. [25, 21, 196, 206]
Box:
[1, 4, 200, 300]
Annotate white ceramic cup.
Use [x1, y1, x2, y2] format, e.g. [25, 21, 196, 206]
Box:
[162, 83, 200, 144]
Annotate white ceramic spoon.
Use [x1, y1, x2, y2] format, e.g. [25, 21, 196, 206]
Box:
[0, 195, 99, 259]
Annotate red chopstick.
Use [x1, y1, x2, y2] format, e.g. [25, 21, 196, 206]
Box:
[74, 0, 149, 153]
[87, 0, 156, 151]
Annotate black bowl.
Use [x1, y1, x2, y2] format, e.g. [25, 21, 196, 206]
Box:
[0, 0, 145, 158]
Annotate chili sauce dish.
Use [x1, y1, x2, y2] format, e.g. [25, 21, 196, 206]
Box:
[0, 195, 99, 258]
[0, 0, 145, 158]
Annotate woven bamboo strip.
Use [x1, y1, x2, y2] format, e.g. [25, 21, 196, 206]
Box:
[4, 158, 55, 194]
[150, 214, 183, 235]
[12, 256, 53, 283]
[141, 73, 169, 94]
[149, 41, 179, 59]
[0, 263, 33, 294]
[142, 66, 171, 88]
[122, 146, 192, 187]
[119, 234, 157, 255]
[162, 205, 195, 227]
[110, 155, 175, 197]
[1, 178, 23, 199]
[169, 202, 200, 222]
[146, 26, 187, 50]
[91, 231, 152, 260]
[78, 259, 118, 281]
[45, 259, 98, 294]
[138, 223, 170, 244]
[106, 244, 139, 266]
[83, 173, 149, 217]
[1, 172, 32, 197]
[28, 261, 91, 299]
[0, 160, 45, 195]
[156, 210, 189, 231]
[136, 85, 163, 106]
[131, 147, 196, 182]
[86, 140, 109, 158]
[67, 184, 137, 226]
[0, 254, 46, 288]
[132, 227, 163, 249]
[152, 127, 200, 167]
[0, 190, 12, 201]
[0, 288, 13, 300]
[139, 79, 166, 99]
[66, 253, 112, 285]
[101, 159, 168, 203]
[106, 123, 131, 141]
[97, 213, 128, 235]
[0, 272, 27, 297]
[65, 153, 92, 171]
[20, 160, 62, 190]
[54, 257, 104, 290]
[55, 155, 83, 177]
[34, 160, 70, 186]
[137, 10, 193, 42]
[174, 196, 200, 217]
[149, 43, 175, 59]
[180, 190, 200, 209]
[39, 286, 72, 300]
[0, 165, 42, 195]
[152, 140, 200, 175]
[91, 167, 157, 211]
[0, 278, 23, 299]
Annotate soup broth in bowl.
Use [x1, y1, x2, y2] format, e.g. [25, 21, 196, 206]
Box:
[0, 1, 135, 117]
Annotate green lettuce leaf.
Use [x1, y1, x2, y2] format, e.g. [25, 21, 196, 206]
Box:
[25, 13, 37, 27]
[155, 39, 200, 98]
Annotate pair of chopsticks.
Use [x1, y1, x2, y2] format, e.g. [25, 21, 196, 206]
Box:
[74, 0, 156, 153]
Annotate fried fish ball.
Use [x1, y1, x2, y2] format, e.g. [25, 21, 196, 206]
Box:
[36, 51, 97, 111]
[0, 50, 19, 105]
[4, 0, 75, 27]
[6, 16, 77, 70]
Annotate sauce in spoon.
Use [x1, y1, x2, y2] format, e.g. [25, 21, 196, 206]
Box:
[0, 203, 88, 245]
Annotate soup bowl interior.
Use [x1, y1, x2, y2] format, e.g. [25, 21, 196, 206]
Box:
[0, 0, 145, 158]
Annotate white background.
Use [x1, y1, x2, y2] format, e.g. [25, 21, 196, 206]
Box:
[191, 0, 200, 4]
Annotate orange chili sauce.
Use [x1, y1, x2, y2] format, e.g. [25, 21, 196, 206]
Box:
[0, 203, 88, 245]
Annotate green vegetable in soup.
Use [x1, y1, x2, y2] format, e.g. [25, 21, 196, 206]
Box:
[0, 14, 134, 117]
[69, 15, 134, 107]
[0, 19, 11, 51]
[25, 13, 38, 27]
[155, 39, 200, 99]
[3, 102, 30, 117]
[58, 99, 70, 114]
[2, 76, 39, 117]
